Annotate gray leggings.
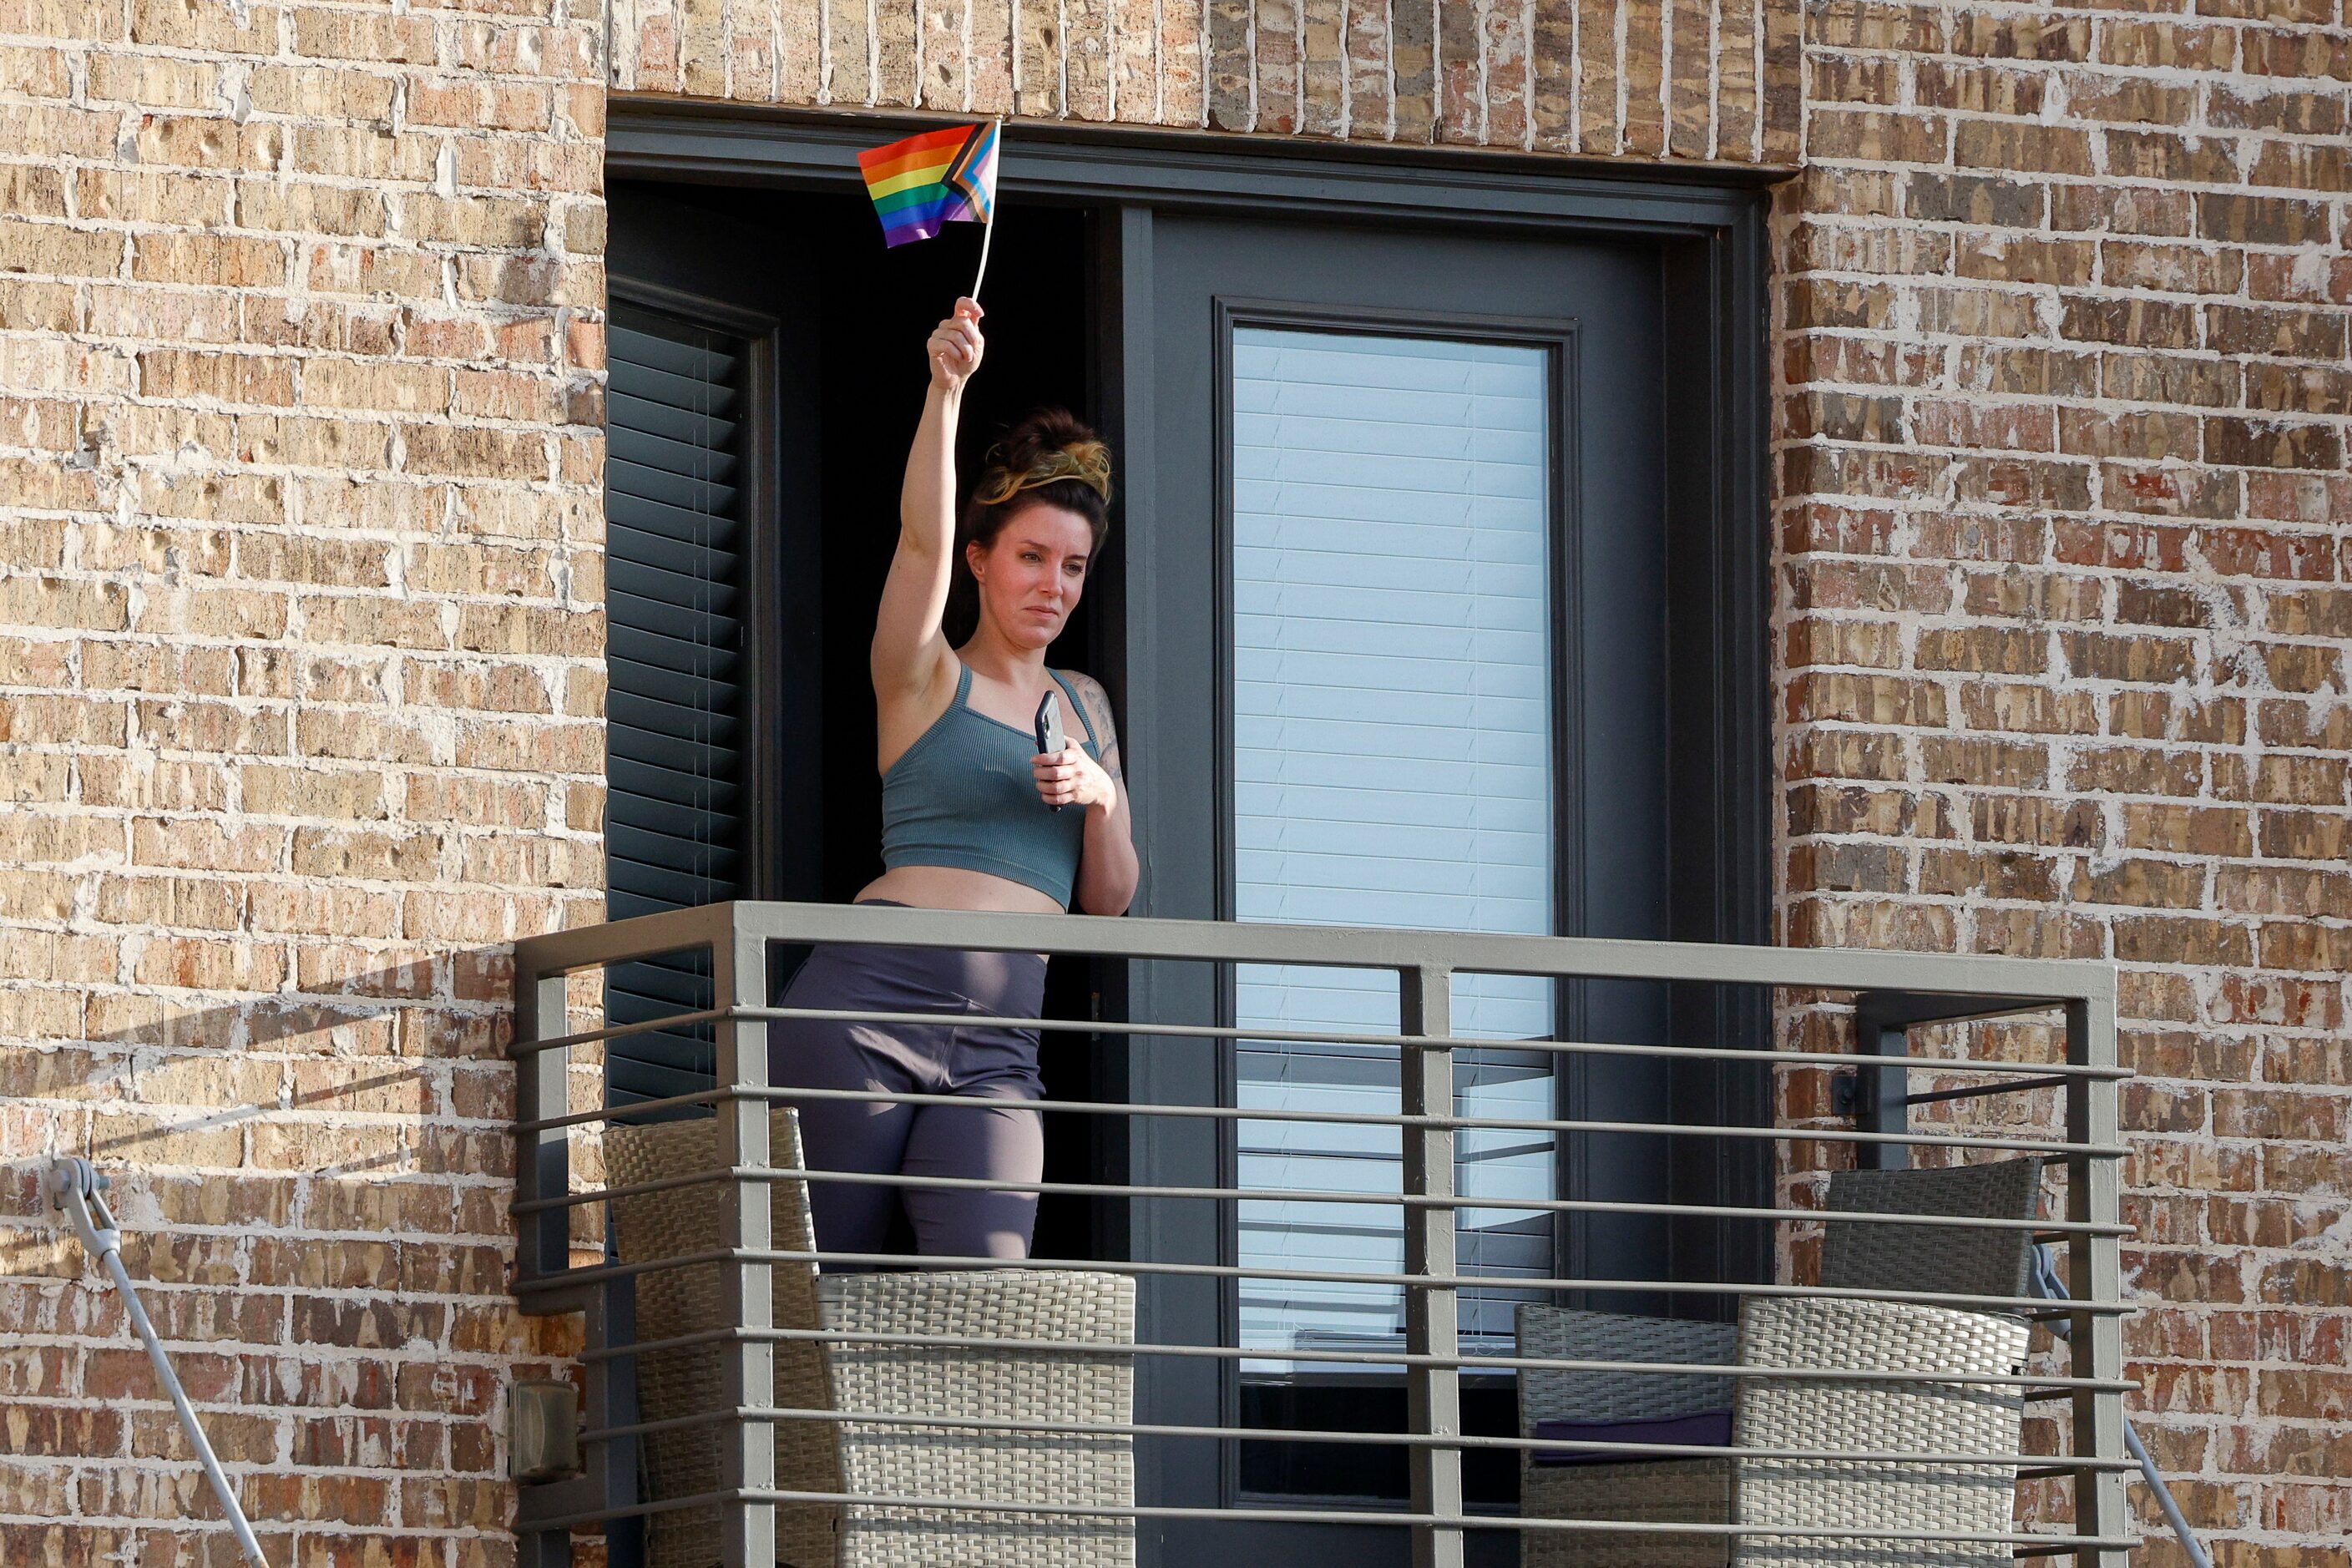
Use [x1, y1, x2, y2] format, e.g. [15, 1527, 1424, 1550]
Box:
[768, 918, 1046, 1262]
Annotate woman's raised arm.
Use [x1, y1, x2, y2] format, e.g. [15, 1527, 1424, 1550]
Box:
[871, 298, 985, 702]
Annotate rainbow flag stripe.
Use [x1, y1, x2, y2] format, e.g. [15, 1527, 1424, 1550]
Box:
[857, 122, 999, 247]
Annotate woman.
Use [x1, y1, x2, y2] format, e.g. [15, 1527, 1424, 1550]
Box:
[770, 296, 1138, 1264]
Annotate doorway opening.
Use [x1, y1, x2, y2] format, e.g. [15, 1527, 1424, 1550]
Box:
[600, 120, 1773, 1563]
[604, 176, 1110, 1260]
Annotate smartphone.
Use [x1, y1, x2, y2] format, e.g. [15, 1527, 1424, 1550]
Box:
[1034, 690, 1066, 812]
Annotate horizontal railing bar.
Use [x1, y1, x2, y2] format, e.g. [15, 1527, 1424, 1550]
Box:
[516, 1162, 2127, 1237]
[505, 1006, 730, 1060]
[552, 1083, 2125, 1157]
[644, 1495, 2154, 1551]
[500, 994, 2110, 1085]
[776, 1245, 2127, 1314]
[522, 1085, 731, 1132]
[1904, 1075, 2075, 1106]
[516, 1480, 2136, 1547]
[734, 1002, 2127, 1079]
[516, 1243, 2128, 1317]
[573, 1402, 2139, 1472]
[579, 1323, 2132, 1391]
[508, 1487, 743, 1529]
[503, 995, 2118, 1081]
[522, 1090, 724, 1128]
[517, 1082, 2122, 1156]
[712, 901, 2118, 1004]
[511, 1167, 719, 1214]
[746, 1490, 2136, 1547]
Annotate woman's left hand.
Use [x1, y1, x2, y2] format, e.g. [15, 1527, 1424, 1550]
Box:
[1033, 746, 1115, 812]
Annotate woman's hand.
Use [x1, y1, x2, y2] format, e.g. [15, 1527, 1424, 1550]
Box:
[927, 297, 985, 395]
[1034, 745, 1115, 812]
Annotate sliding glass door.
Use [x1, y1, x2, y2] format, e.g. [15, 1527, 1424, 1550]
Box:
[1116, 210, 1683, 1562]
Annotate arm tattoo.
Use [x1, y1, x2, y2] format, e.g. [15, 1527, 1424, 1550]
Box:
[1077, 679, 1124, 782]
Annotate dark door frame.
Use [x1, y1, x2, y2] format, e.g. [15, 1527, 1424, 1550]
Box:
[606, 93, 1778, 1212]
[608, 100, 1780, 1550]
[605, 99, 1773, 956]
[1198, 292, 1586, 1525]
[1130, 201, 1748, 1555]
[1207, 292, 1591, 1387]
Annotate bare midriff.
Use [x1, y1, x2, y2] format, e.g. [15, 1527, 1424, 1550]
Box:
[856, 863, 1066, 917]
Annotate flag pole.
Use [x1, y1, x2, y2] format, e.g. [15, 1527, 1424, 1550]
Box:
[970, 119, 1003, 304]
[972, 214, 996, 304]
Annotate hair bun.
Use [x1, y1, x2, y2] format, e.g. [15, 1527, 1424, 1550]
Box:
[975, 407, 1115, 506]
[998, 407, 1097, 468]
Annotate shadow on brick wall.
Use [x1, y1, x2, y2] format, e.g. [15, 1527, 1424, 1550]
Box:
[0, 941, 589, 1282]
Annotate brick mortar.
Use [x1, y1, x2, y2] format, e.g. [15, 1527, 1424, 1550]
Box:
[4, 0, 2349, 1559]
[0, 0, 608, 1549]
[1771, 0, 2349, 1550]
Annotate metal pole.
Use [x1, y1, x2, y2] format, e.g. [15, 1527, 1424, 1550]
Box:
[514, 961, 574, 1283]
[716, 912, 776, 1568]
[1399, 964, 1463, 1568]
[511, 953, 577, 1568]
[584, 1279, 645, 1568]
[51, 1161, 266, 1567]
[2125, 1424, 2213, 1568]
[1849, 994, 1911, 1171]
[2066, 994, 2132, 1568]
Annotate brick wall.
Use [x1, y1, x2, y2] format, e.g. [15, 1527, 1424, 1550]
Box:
[0, 0, 609, 1560]
[609, 0, 1803, 163]
[1777, 1, 2351, 1559]
[3, 0, 2349, 1563]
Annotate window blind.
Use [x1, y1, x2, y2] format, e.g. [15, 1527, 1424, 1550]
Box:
[1231, 328, 1557, 1367]
[602, 306, 747, 1110]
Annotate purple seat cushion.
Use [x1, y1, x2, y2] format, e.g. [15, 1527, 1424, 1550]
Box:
[1530, 1410, 1733, 1467]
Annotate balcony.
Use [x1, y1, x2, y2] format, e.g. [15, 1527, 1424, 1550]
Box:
[507, 901, 2137, 1567]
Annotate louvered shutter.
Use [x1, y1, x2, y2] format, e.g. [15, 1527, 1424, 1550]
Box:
[603, 305, 747, 1110]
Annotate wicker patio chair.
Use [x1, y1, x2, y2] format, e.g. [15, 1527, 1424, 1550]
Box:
[1819, 1157, 2044, 1306]
[1731, 1295, 2030, 1568]
[1513, 1159, 2046, 1563]
[1514, 1305, 1739, 1568]
[605, 1105, 1136, 1568]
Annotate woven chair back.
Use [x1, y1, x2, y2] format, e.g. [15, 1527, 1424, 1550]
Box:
[1516, 1306, 1739, 1427]
[819, 1268, 1136, 1566]
[1732, 1296, 2029, 1566]
[607, 1107, 846, 1568]
[1819, 1157, 2044, 1305]
[1514, 1305, 1739, 1568]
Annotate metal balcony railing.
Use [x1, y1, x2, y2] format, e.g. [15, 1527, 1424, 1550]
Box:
[507, 901, 2137, 1568]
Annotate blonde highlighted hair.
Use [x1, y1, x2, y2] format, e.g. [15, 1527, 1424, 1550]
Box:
[973, 437, 1113, 507]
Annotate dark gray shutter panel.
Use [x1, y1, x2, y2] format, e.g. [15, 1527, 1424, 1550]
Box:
[603, 306, 746, 1110]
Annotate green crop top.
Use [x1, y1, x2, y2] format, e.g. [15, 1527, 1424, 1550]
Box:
[879, 664, 1102, 908]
